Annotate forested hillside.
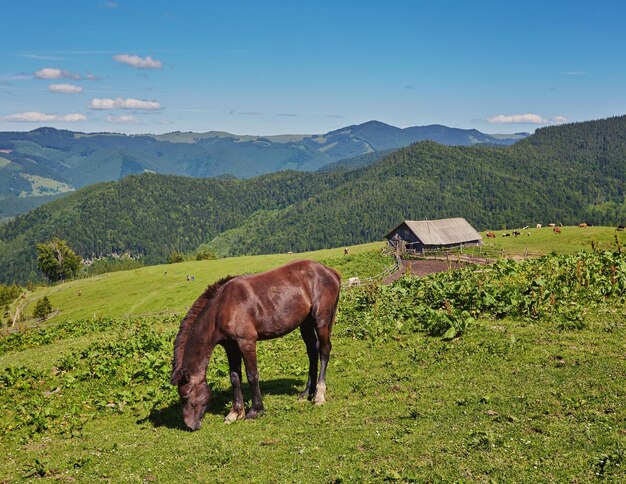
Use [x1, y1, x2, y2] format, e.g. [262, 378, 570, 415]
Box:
[2, 115, 626, 283]
[0, 121, 518, 219]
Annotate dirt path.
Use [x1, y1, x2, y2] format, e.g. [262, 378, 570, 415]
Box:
[384, 257, 488, 284]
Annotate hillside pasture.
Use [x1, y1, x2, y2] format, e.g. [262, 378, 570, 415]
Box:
[11, 242, 386, 326]
[1, 249, 624, 481]
[481, 225, 623, 256]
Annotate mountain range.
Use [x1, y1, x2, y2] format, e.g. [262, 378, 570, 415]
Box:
[0, 121, 525, 219]
[2, 115, 626, 284]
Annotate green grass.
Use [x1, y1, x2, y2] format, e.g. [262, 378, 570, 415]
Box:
[0, 313, 623, 482]
[1, 249, 625, 481]
[481, 225, 623, 255]
[15, 242, 385, 325]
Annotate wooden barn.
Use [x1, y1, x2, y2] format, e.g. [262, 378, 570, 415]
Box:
[385, 218, 482, 253]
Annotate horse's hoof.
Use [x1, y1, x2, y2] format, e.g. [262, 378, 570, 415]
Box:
[245, 408, 264, 420]
[314, 383, 326, 405]
[224, 409, 245, 424]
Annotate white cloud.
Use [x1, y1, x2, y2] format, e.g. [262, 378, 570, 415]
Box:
[487, 113, 569, 125]
[34, 68, 63, 79]
[60, 113, 88, 122]
[113, 54, 163, 69]
[2, 111, 87, 122]
[48, 83, 83, 94]
[34, 67, 81, 80]
[88, 97, 162, 110]
[487, 113, 548, 124]
[106, 114, 139, 124]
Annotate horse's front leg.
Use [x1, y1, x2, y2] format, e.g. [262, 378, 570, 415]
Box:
[239, 340, 264, 419]
[223, 341, 245, 423]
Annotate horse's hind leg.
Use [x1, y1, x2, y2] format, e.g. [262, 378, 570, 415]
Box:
[298, 318, 318, 401]
[239, 340, 265, 419]
[313, 324, 332, 405]
[224, 342, 245, 423]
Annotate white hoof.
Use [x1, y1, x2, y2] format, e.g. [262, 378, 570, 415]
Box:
[224, 409, 245, 424]
[314, 383, 326, 405]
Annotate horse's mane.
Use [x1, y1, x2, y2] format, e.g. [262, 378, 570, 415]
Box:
[171, 275, 235, 384]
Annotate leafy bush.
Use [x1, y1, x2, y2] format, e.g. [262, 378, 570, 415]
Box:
[337, 250, 626, 340]
[167, 251, 184, 264]
[195, 246, 216, 261]
[0, 317, 180, 441]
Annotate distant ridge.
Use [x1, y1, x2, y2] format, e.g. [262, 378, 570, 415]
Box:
[0, 121, 524, 219]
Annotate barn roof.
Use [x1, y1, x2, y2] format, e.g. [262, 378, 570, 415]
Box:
[386, 218, 482, 246]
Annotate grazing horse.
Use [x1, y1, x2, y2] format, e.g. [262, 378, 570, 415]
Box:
[171, 260, 341, 431]
[486, 232, 496, 239]
[553, 226, 562, 234]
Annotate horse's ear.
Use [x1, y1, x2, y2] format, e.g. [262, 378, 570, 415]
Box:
[171, 368, 190, 385]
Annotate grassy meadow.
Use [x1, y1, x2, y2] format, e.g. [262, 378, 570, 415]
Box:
[1, 311, 623, 482]
[11, 226, 623, 328]
[10, 242, 385, 327]
[480, 225, 624, 256]
[1, 230, 625, 481]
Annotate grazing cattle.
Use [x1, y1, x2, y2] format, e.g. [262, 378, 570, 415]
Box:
[579, 223, 588, 228]
[502, 233, 511, 237]
[486, 232, 496, 239]
[512, 230, 521, 237]
[522, 226, 529, 230]
[617, 225, 625, 231]
[548, 223, 556, 228]
[553, 227, 561, 234]
[536, 224, 542, 229]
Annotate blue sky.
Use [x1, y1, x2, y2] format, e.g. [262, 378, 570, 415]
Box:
[1, 0, 625, 135]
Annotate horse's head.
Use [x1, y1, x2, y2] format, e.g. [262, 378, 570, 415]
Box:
[171, 368, 211, 431]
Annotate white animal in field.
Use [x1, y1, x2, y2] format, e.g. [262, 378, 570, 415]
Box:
[348, 277, 360, 287]
[536, 224, 542, 229]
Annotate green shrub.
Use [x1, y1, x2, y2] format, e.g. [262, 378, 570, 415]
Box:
[167, 251, 185, 264]
[195, 247, 216, 261]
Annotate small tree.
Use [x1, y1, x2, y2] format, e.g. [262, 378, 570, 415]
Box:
[33, 296, 53, 320]
[36, 238, 83, 282]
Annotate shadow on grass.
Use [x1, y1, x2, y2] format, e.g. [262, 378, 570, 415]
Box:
[142, 377, 303, 430]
